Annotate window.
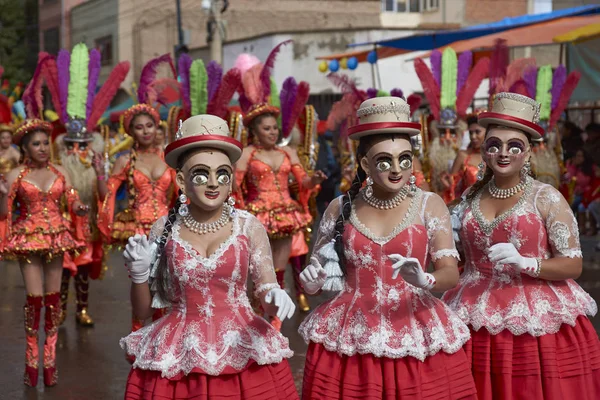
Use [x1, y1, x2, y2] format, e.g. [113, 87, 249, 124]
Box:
[381, 0, 423, 13]
[43, 27, 60, 55]
[425, 0, 439, 11]
[95, 35, 113, 66]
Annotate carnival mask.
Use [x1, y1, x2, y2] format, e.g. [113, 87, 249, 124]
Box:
[360, 136, 413, 195]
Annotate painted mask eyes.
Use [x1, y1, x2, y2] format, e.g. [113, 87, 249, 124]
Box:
[508, 145, 523, 155]
[485, 144, 500, 154]
[217, 174, 231, 185]
[376, 160, 391, 172]
[399, 157, 412, 170]
[191, 173, 209, 186]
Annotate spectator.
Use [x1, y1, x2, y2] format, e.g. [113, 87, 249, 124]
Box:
[585, 163, 600, 237]
[564, 148, 594, 232]
[584, 123, 600, 166]
[561, 121, 584, 161]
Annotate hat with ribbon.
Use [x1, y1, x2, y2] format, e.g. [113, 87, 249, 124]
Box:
[478, 92, 544, 140]
[348, 96, 421, 140]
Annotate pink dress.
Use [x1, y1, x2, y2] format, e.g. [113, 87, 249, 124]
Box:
[120, 211, 298, 400]
[443, 177, 600, 399]
[299, 190, 477, 399]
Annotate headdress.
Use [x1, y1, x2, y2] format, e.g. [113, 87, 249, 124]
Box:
[478, 92, 544, 139]
[122, 54, 177, 134]
[164, 114, 243, 168]
[414, 48, 490, 129]
[348, 97, 421, 140]
[167, 55, 242, 142]
[0, 67, 25, 134]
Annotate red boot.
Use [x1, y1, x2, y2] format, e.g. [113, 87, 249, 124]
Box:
[43, 292, 61, 386]
[23, 294, 43, 387]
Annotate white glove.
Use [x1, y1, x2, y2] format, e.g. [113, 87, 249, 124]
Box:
[264, 288, 296, 321]
[389, 254, 436, 290]
[488, 243, 539, 277]
[300, 257, 328, 295]
[123, 234, 154, 284]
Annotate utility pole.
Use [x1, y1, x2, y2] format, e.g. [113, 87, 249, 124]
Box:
[203, 0, 227, 64]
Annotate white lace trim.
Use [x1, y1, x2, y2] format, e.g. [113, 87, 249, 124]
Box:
[430, 248, 460, 262]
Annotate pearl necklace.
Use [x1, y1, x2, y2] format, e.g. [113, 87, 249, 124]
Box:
[488, 177, 527, 199]
[182, 205, 232, 234]
[362, 186, 409, 210]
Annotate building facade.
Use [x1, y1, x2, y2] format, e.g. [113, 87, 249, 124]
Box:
[39, 0, 86, 54]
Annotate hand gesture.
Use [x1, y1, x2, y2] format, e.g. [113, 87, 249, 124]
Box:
[310, 170, 328, 187]
[92, 152, 105, 177]
[389, 254, 436, 290]
[123, 234, 155, 283]
[73, 201, 90, 216]
[264, 288, 296, 321]
[300, 257, 328, 295]
[488, 243, 538, 277]
[0, 179, 8, 197]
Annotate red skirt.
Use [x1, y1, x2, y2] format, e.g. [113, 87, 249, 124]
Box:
[303, 343, 477, 399]
[466, 315, 600, 400]
[124, 360, 299, 400]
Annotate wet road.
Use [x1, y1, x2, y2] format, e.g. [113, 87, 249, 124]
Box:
[1, 237, 600, 400]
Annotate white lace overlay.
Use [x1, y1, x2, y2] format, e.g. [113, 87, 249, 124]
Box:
[299, 191, 470, 360]
[443, 180, 596, 336]
[120, 211, 293, 377]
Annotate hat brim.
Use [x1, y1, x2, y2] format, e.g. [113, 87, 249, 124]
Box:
[478, 112, 543, 140]
[165, 135, 243, 168]
[348, 122, 421, 140]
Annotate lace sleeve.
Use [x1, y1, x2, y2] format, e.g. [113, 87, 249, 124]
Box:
[423, 193, 460, 263]
[148, 216, 170, 309]
[536, 184, 582, 259]
[245, 214, 280, 297]
[310, 196, 344, 291]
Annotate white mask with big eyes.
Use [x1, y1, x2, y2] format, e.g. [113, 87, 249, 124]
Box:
[191, 173, 209, 186]
[376, 160, 391, 172]
[399, 157, 412, 170]
[217, 174, 230, 185]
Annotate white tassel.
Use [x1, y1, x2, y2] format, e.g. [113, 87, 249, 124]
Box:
[323, 277, 344, 291]
[319, 240, 339, 261]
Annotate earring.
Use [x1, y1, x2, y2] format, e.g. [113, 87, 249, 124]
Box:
[227, 196, 236, 207]
[178, 193, 189, 217]
[521, 160, 531, 177]
[409, 174, 417, 193]
[365, 176, 374, 198]
[477, 161, 486, 181]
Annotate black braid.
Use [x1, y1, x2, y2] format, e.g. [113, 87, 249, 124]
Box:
[154, 190, 181, 304]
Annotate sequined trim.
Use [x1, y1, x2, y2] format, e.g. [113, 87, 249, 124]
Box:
[356, 100, 410, 119]
[494, 92, 541, 123]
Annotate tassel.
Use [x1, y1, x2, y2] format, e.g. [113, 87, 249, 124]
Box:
[318, 240, 339, 262]
[67, 43, 90, 119]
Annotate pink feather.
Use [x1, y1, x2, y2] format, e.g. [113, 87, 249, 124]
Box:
[489, 39, 509, 96]
[178, 54, 192, 112]
[87, 62, 130, 131]
[207, 68, 242, 119]
[22, 54, 49, 119]
[504, 58, 536, 92]
[414, 58, 440, 120]
[234, 54, 260, 75]
[283, 81, 309, 139]
[407, 93, 422, 116]
[280, 77, 299, 137]
[456, 57, 490, 116]
[137, 54, 176, 104]
[509, 80, 530, 96]
[549, 71, 580, 130]
[241, 64, 263, 105]
[326, 73, 364, 102]
[147, 78, 181, 107]
[260, 40, 292, 102]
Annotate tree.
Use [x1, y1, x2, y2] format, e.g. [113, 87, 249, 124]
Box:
[0, 0, 35, 85]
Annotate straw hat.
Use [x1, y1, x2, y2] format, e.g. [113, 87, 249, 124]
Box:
[478, 92, 544, 140]
[164, 114, 243, 168]
[348, 97, 421, 140]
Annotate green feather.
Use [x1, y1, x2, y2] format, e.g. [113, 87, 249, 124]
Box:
[67, 43, 89, 119]
[536, 65, 552, 121]
[190, 59, 208, 115]
[440, 47, 457, 110]
[269, 77, 282, 128]
[376, 90, 389, 97]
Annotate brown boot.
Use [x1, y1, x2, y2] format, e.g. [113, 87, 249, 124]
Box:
[290, 256, 310, 312]
[59, 269, 70, 325]
[23, 294, 43, 387]
[74, 266, 94, 327]
[43, 292, 61, 386]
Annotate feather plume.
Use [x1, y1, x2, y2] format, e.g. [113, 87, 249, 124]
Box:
[260, 40, 292, 102]
[489, 39, 509, 95]
[206, 60, 223, 103]
[22, 55, 48, 119]
[377, 90, 390, 97]
[550, 65, 566, 111]
[326, 73, 364, 102]
[178, 54, 192, 112]
[504, 58, 536, 91]
[189, 59, 208, 115]
[241, 63, 264, 105]
[536, 65, 553, 121]
[238, 93, 252, 114]
[280, 77, 298, 137]
[366, 88, 378, 99]
[147, 78, 180, 107]
[414, 58, 440, 120]
[87, 61, 130, 131]
[407, 93, 422, 116]
[456, 57, 490, 116]
[509, 80, 529, 96]
[456, 51, 472, 95]
[523, 66, 538, 98]
[234, 54, 260, 75]
[326, 94, 355, 131]
[86, 49, 101, 119]
[284, 81, 309, 139]
[440, 48, 457, 109]
[67, 43, 89, 119]
[430, 50, 442, 86]
[0, 67, 3, 80]
[138, 54, 176, 104]
[57, 50, 71, 122]
[39, 56, 62, 121]
[549, 71, 580, 130]
[269, 77, 280, 109]
[390, 88, 403, 99]
[207, 68, 242, 118]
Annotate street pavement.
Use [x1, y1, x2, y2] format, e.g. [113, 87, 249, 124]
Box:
[1, 237, 599, 400]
